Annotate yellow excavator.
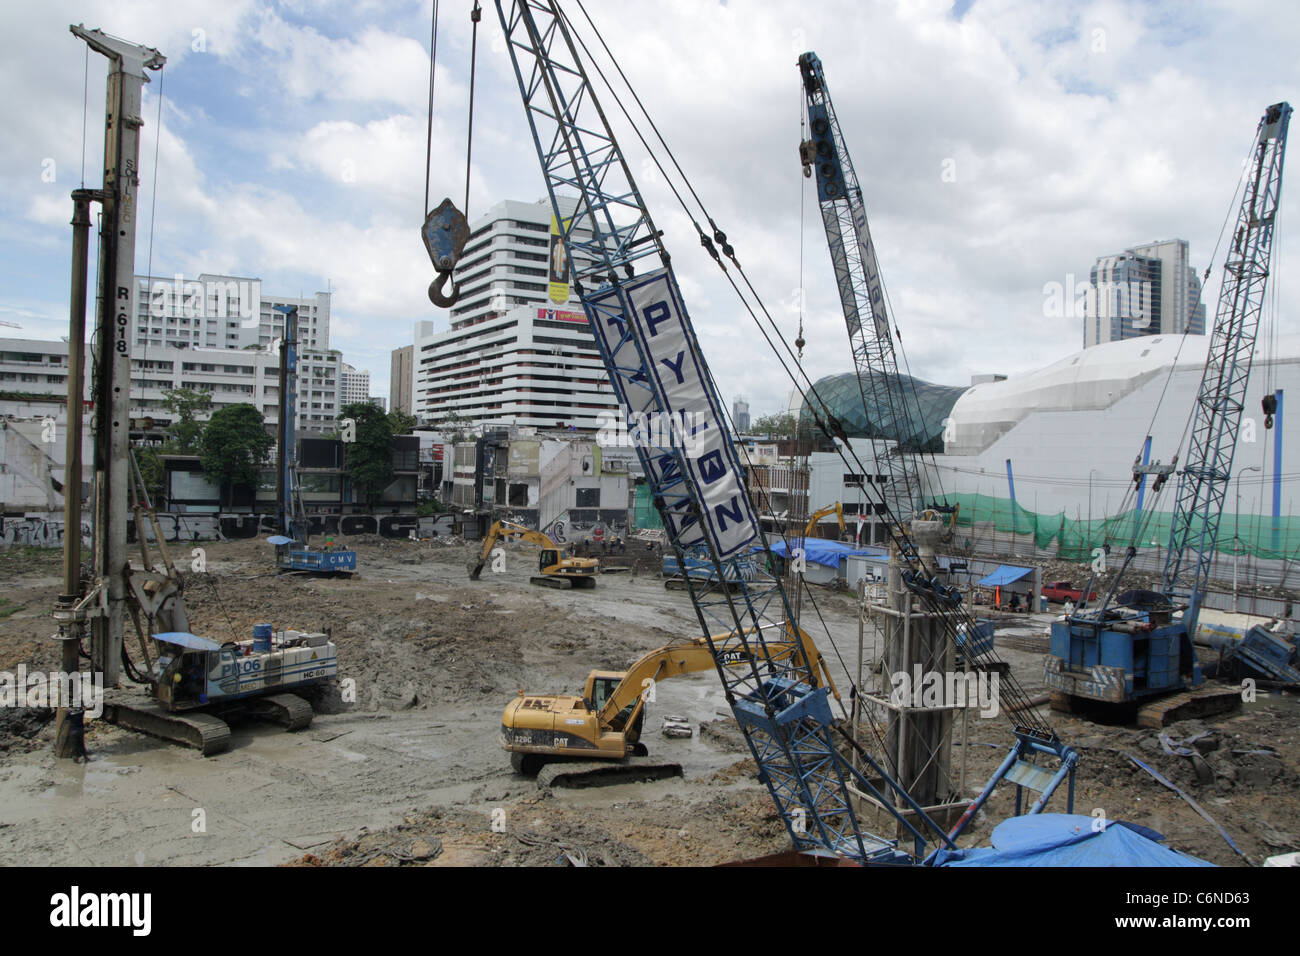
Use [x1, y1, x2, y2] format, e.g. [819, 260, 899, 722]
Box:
[501, 622, 841, 783]
[469, 519, 600, 589]
[803, 501, 845, 539]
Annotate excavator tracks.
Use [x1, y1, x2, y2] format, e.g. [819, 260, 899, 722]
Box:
[530, 575, 597, 590]
[247, 693, 316, 731]
[1136, 687, 1242, 728]
[102, 691, 232, 756]
[530, 575, 573, 589]
[102, 689, 316, 755]
[535, 757, 684, 789]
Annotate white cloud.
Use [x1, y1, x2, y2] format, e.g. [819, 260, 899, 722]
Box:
[3, 0, 1298, 423]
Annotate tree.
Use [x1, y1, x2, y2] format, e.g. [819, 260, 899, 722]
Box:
[133, 445, 166, 503]
[199, 404, 273, 509]
[388, 409, 418, 435]
[437, 410, 472, 444]
[341, 402, 394, 510]
[750, 412, 797, 438]
[162, 387, 212, 454]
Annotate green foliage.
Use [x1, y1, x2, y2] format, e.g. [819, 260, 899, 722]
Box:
[750, 412, 796, 438]
[437, 410, 471, 444]
[341, 402, 394, 510]
[199, 404, 273, 508]
[162, 387, 212, 454]
[133, 445, 166, 502]
[388, 409, 418, 435]
[0, 390, 68, 404]
[415, 498, 444, 517]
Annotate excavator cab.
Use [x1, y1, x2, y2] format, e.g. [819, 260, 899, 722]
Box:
[589, 673, 619, 711]
[587, 671, 644, 739]
[539, 549, 559, 573]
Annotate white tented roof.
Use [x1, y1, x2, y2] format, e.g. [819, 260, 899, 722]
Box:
[943, 332, 1300, 459]
[952, 333, 1300, 430]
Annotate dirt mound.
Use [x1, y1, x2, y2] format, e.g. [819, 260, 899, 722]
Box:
[290, 805, 655, 867]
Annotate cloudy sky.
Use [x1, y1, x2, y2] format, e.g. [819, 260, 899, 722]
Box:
[3, 0, 1297, 416]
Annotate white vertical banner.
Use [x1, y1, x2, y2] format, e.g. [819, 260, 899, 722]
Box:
[589, 281, 705, 552]
[589, 269, 757, 558]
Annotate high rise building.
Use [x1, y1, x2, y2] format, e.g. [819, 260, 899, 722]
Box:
[132, 273, 331, 352]
[341, 364, 370, 407]
[5, 273, 345, 435]
[412, 198, 619, 432]
[733, 397, 751, 433]
[390, 343, 415, 415]
[1084, 239, 1206, 348]
[1, 336, 344, 435]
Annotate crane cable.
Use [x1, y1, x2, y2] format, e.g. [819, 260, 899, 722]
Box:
[567, 12, 1048, 734]
[560, 3, 1052, 736]
[139, 65, 165, 407]
[1092, 121, 1257, 558]
[424, 0, 479, 219]
[796, 86, 807, 359]
[423, 0, 440, 216]
[1081, 122, 1275, 612]
[464, 1, 482, 219]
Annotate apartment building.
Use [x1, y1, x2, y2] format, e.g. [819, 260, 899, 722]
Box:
[412, 198, 619, 432]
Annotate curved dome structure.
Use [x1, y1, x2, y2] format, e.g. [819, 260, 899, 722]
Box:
[945, 334, 1219, 456]
[800, 371, 967, 452]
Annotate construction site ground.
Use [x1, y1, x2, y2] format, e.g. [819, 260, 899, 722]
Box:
[0, 536, 1296, 867]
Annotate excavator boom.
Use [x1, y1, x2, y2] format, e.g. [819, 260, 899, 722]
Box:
[502, 624, 842, 778]
[470, 519, 600, 588]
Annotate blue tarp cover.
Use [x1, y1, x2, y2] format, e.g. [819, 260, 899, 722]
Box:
[763, 539, 884, 569]
[931, 814, 1214, 867]
[976, 564, 1034, 587]
[153, 632, 223, 652]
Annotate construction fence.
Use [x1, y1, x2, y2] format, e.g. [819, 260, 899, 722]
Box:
[950, 492, 1300, 565]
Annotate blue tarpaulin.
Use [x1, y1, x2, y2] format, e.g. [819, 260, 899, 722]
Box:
[976, 564, 1034, 587]
[931, 814, 1214, 867]
[763, 539, 884, 569]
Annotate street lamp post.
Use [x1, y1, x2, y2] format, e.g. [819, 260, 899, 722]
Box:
[1235, 465, 1262, 605]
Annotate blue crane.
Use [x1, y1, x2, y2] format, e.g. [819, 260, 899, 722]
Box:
[485, 0, 1081, 861]
[794, 49, 1077, 835]
[1046, 102, 1292, 719]
[796, 51, 930, 522]
[492, 0, 954, 862]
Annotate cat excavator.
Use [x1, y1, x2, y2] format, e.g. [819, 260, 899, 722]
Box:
[469, 519, 600, 589]
[502, 623, 840, 785]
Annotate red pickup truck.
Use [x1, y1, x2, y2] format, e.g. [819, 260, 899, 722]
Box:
[1042, 580, 1097, 604]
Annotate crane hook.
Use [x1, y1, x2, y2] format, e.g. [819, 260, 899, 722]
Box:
[421, 197, 470, 309]
[429, 271, 460, 309]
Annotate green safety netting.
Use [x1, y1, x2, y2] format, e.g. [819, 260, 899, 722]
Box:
[948, 492, 1300, 563]
[632, 481, 662, 530]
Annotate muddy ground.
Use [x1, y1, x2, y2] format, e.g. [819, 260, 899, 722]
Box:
[0, 537, 1296, 867]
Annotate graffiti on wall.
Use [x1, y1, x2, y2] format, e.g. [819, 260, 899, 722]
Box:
[0, 516, 94, 548]
[541, 510, 629, 545]
[1, 512, 460, 548]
